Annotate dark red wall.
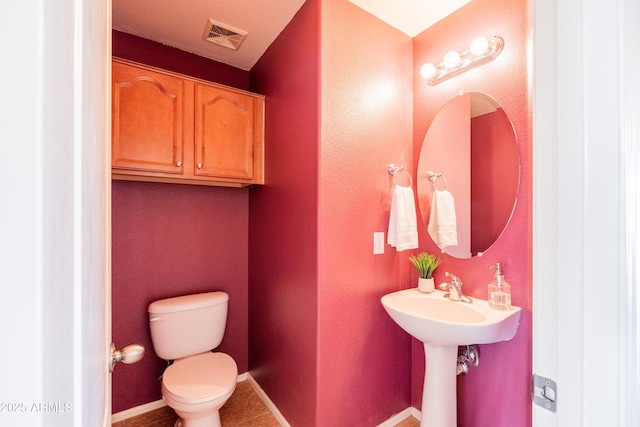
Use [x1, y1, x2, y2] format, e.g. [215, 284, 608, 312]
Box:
[413, 0, 532, 426]
[111, 32, 251, 413]
[471, 107, 519, 253]
[249, 0, 415, 425]
[112, 31, 249, 89]
[248, 1, 320, 425]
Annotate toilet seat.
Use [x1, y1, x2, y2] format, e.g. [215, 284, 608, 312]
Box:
[162, 352, 237, 405]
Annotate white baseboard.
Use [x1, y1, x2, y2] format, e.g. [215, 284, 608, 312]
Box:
[111, 372, 250, 423]
[411, 407, 422, 420]
[246, 373, 291, 427]
[111, 399, 166, 423]
[375, 407, 421, 427]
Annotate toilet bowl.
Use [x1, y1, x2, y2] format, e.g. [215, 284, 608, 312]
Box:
[148, 292, 238, 427]
[162, 352, 237, 427]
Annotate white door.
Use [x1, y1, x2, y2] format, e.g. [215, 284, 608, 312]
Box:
[532, 0, 639, 426]
[0, 0, 112, 426]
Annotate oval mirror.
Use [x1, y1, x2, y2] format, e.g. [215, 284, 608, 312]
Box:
[417, 92, 520, 259]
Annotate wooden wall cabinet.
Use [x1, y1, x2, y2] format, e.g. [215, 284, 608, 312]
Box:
[112, 58, 264, 187]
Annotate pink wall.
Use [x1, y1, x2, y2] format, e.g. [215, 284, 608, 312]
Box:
[111, 33, 251, 413]
[417, 93, 473, 256]
[413, 0, 532, 426]
[317, 0, 414, 425]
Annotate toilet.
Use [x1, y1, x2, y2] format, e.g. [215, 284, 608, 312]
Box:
[148, 292, 238, 427]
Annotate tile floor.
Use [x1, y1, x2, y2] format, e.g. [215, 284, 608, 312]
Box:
[392, 418, 420, 427]
[112, 379, 420, 427]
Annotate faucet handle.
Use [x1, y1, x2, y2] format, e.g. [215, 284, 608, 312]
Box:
[445, 272, 462, 287]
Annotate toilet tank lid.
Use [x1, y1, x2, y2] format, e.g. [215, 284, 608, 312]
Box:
[148, 292, 229, 314]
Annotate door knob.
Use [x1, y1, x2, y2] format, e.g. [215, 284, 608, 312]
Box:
[110, 343, 144, 373]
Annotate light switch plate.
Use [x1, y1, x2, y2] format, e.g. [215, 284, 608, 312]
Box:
[374, 232, 385, 254]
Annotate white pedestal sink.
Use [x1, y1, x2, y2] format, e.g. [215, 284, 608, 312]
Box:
[381, 288, 521, 427]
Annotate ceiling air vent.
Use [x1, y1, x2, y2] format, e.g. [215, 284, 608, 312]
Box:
[203, 19, 247, 51]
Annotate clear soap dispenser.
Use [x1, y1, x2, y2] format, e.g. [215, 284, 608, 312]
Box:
[488, 262, 511, 310]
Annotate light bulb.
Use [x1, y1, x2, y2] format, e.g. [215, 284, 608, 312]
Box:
[470, 36, 490, 56]
[420, 63, 437, 79]
[443, 51, 461, 69]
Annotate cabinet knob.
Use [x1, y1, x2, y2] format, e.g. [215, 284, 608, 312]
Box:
[197, 163, 202, 169]
[176, 161, 182, 167]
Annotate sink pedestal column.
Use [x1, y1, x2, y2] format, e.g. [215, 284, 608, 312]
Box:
[421, 343, 458, 427]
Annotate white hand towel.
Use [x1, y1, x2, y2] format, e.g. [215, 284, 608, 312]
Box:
[387, 185, 419, 251]
[427, 189, 458, 251]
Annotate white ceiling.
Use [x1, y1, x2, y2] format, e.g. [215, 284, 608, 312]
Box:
[347, 0, 472, 37]
[112, 0, 470, 71]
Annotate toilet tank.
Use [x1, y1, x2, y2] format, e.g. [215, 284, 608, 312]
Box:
[148, 291, 229, 361]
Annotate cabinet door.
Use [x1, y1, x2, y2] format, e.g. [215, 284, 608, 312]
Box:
[112, 62, 185, 175]
[194, 84, 263, 183]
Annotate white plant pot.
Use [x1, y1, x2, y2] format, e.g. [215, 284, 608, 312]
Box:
[418, 277, 435, 293]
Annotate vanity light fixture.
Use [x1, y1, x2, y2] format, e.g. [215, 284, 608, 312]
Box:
[420, 36, 504, 85]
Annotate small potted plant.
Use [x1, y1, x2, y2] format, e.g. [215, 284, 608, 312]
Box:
[408, 252, 443, 293]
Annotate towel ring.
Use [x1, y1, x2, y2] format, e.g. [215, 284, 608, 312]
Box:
[427, 171, 448, 190]
[388, 164, 413, 187]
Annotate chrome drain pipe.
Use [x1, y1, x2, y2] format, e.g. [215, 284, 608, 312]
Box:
[456, 345, 479, 376]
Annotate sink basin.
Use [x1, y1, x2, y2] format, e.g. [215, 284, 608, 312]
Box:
[381, 288, 521, 427]
[381, 288, 521, 345]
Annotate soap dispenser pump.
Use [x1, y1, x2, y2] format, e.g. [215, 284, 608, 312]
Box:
[488, 262, 511, 310]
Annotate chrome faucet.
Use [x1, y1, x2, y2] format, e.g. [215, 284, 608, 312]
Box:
[439, 272, 473, 303]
